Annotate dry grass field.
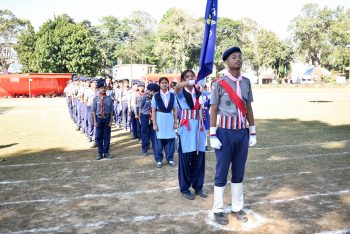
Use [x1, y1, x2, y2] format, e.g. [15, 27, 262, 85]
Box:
[0, 85, 349, 233]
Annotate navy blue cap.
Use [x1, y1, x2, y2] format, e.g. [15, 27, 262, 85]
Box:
[138, 81, 145, 87]
[147, 83, 159, 92]
[222, 46, 242, 61]
[96, 78, 106, 88]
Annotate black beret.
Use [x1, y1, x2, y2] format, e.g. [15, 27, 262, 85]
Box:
[147, 83, 159, 92]
[96, 78, 106, 88]
[222, 46, 242, 61]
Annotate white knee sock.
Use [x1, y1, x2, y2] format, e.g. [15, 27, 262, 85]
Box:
[212, 186, 225, 213]
[231, 182, 244, 212]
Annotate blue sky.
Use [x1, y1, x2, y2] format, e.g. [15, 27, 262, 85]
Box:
[1, 0, 348, 39]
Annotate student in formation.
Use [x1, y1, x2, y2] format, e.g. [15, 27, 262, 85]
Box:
[136, 82, 145, 143]
[92, 78, 114, 160]
[174, 70, 208, 200]
[151, 77, 178, 168]
[128, 81, 140, 139]
[84, 78, 97, 143]
[210, 46, 256, 225]
[121, 79, 130, 131]
[112, 81, 120, 126]
[116, 80, 124, 128]
[140, 83, 159, 156]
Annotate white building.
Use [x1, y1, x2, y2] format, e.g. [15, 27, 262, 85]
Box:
[112, 64, 156, 81]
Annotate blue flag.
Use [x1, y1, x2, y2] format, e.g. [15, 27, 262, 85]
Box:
[196, 0, 218, 88]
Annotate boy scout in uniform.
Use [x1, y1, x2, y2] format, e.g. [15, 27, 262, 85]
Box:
[210, 47, 257, 225]
[92, 78, 114, 160]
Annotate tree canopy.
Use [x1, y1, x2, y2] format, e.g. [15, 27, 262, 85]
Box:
[4, 4, 349, 80]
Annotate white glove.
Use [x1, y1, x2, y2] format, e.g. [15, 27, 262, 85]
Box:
[198, 95, 208, 105]
[188, 80, 195, 86]
[249, 125, 257, 147]
[210, 127, 222, 149]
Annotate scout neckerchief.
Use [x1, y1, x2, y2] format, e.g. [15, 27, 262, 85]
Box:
[99, 92, 107, 117]
[181, 85, 203, 131]
[145, 93, 153, 120]
[155, 90, 174, 113]
[182, 86, 201, 110]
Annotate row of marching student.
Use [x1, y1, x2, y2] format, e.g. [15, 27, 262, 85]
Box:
[63, 46, 257, 226]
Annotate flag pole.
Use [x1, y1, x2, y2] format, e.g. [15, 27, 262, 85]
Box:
[196, 0, 217, 153]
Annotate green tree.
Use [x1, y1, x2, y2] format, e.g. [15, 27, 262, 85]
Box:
[96, 15, 130, 73]
[16, 14, 104, 76]
[215, 18, 242, 71]
[155, 8, 202, 73]
[15, 23, 36, 72]
[250, 29, 293, 78]
[0, 9, 28, 72]
[290, 4, 350, 72]
[120, 11, 157, 66]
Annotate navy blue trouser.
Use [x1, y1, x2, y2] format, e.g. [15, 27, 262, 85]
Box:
[136, 117, 141, 140]
[76, 100, 82, 127]
[155, 138, 175, 163]
[178, 136, 205, 193]
[95, 116, 111, 156]
[214, 128, 249, 187]
[81, 103, 87, 131]
[86, 106, 94, 138]
[72, 99, 77, 123]
[122, 102, 130, 130]
[130, 109, 138, 138]
[140, 114, 155, 154]
[66, 96, 73, 118]
[113, 101, 119, 125]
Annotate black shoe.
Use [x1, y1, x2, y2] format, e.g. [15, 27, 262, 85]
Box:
[214, 212, 229, 225]
[156, 162, 163, 168]
[142, 152, 148, 156]
[89, 137, 93, 142]
[168, 161, 175, 167]
[182, 191, 195, 200]
[231, 210, 248, 223]
[195, 190, 208, 198]
[76, 127, 80, 131]
[104, 154, 111, 159]
[96, 155, 102, 160]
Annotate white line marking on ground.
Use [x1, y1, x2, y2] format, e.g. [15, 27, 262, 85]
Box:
[1, 150, 348, 168]
[249, 151, 349, 162]
[315, 228, 350, 234]
[1, 166, 349, 206]
[249, 190, 350, 206]
[4, 190, 350, 233]
[4, 211, 208, 233]
[252, 140, 350, 149]
[0, 168, 177, 185]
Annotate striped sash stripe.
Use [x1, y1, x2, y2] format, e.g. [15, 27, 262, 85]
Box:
[218, 115, 247, 129]
[181, 109, 200, 120]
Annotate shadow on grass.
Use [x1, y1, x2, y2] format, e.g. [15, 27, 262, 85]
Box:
[0, 106, 14, 115]
[1, 118, 349, 166]
[0, 143, 18, 149]
[256, 118, 350, 147]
